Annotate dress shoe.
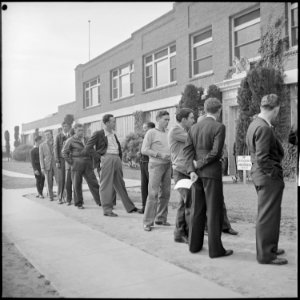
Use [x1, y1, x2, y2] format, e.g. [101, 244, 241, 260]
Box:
[140, 207, 145, 214]
[104, 212, 118, 217]
[155, 221, 171, 226]
[36, 194, 40, 198]
[58, 201, 64, 205]
[77, 205, 84, 209]
[144, 225, 152, 231]
[223, 228, 238, 235]
[174, 236, 188, 244]
[39, 194, 44, 199]
[212, 249, 234, 258]
[50, 198, 54, 201]
[128, 207, 143, 213]
[273, 248, 285, 255]
[267, 257, 288, 265]
[67, 202, 72, 206]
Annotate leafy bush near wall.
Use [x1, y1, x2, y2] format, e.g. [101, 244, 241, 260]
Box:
[12, 144, 33, 162]
[121, 132, 144, 168]
[282, 142, 297, 180]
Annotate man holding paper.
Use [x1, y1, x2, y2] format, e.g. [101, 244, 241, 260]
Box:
[168, 108, 195, 244]
[183, 98, 233, 258]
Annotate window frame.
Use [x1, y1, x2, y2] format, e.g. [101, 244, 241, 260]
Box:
[144, 44, 176, 91]
[232, 7, 261, 63]
[288, 2, 298, 49]
[191, 28, 213, 78]
[111, 62, 134, 101]
[83, 76, 101, 109]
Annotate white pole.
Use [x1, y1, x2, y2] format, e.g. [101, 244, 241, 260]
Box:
[88, 20, 91, 61]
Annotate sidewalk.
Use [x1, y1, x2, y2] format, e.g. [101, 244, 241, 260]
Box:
[3, 188, 241, 298]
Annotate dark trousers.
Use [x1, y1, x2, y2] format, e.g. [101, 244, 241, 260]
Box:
[140, 161, 149, 209]
[35, 173, 45, 195]
[57, 158, 66, 201]
[65, 168, 73, 203]
[173, 170, 191, 239]
[255, 180, 284, 263]
[71, 158, 101, 207]
[189, 177, 226, 258]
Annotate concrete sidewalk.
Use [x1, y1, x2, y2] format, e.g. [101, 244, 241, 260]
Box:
[3, 188, 241, 298]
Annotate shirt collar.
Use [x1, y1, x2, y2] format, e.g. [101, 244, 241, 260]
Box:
[258, 113, 273, 127]
[206, 113, 217, 121]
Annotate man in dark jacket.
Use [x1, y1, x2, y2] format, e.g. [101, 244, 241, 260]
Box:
[85, 114, 142, 216]
[54, 121, 72, 204]
[62, 123, 101, 209]
[246, 94, 287, 265]
[183, 98, 233, 258]
[30, 135, 45, 198]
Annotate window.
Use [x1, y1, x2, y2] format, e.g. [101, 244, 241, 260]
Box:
[191, 29, 213, 76]
[111, 63, 134, 100]
[83, 76, 100, 108]
[144, 44, 176, 90]
[232, 8, 261, 61]
[289, 2, 298, 48]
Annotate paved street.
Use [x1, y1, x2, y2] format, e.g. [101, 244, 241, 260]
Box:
[2, 169, 297, 298]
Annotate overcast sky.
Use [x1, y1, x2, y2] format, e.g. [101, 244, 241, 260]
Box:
[2, 1, 174, 145]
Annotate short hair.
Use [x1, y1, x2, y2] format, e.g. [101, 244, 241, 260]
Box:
[156, 110, 169, 121]
[103, 114, 114, 124]
[34, 135, 42, 142]
[73, 123, 83, 130]
[204, 98, 222, 114]
[44, 129, 52, 135]
[61, 121, 71, 127]
[260, 94, 279, 110]
[175, 108, 194, 122]
[145, 122, 155, 129]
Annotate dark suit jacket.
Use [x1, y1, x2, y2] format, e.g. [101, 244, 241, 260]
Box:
[85, 129, 122, 161]
[54, 132, 68, 163]
[246, 116, 284, 185]
[30, 147, 41, 172]
[183, 116, 225, 180]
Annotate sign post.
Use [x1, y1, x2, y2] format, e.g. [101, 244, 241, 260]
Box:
[237, 156, 252, 184]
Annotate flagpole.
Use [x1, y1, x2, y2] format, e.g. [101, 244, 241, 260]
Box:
[88, 20, 91, 61]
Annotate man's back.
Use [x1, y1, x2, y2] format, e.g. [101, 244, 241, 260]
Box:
[185, 117, 225, 180]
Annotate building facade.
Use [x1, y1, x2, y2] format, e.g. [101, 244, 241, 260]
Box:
[22, 2, 298, 175]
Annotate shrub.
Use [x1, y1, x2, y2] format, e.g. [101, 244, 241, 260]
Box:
[14, 125, 21, 148]
[122, 132, 144, 168]
[12, 144, 33, 162]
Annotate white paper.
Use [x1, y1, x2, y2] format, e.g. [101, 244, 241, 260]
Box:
[174, 179, 194, 190]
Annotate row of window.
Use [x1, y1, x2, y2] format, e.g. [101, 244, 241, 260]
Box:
[83, 3, 298, 109]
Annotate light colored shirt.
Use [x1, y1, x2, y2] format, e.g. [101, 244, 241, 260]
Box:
[168, 123, 188, 173]
[206, 113, 217, 121]
[141, 127, 170, 164]
[104, 129, 119, 155]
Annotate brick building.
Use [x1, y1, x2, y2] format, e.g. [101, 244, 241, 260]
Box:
[22, 2, 298, 175]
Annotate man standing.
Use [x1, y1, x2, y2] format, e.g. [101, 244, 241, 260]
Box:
[39, 130, 57, 201]
[168, 108, 194, 243]
[62, 123, 101, 209]
[139, 122, 156, 213]
[54, 121, 71, 204]
[30, 135, 45, 198]
[85, 114, 142, 216]
[183, 98, 233, 258]
[246, 94, 287, 265]
[141, 110, 172, 231]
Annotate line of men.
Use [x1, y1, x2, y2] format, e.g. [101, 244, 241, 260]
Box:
[30, 94, 293, 265]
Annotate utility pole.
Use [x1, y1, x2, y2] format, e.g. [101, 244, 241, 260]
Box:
[88, 20, 91, 61]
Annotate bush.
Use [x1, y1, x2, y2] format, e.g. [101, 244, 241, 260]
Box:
[122, 132, 144, 168]
[282, 142, 298, 180]
[12, 144, 33, 162]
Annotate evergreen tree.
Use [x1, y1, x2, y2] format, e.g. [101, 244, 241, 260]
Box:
[64, 114, 74, 126]
[14, 125, 21, 148]
[4, 130, 10, 160]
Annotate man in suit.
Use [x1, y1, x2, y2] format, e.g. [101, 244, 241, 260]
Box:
[183, 98, 233, 258]
[30, 135, 45, 198]
[39, 130, 57, 201]
[139, 121, 156, 213]
[62, 123, 101, 209]
[84, 114, 142, 216]
[141, 110, 172, 231]
[168, 108, 195, 243]
[246, 94, 287, 265]
[54, 121, 72, 204]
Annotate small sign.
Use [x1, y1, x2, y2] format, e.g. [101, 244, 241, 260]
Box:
[237, 155, 252, 171]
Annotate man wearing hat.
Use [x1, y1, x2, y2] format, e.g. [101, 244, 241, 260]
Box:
[246, 94, 287, 265]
